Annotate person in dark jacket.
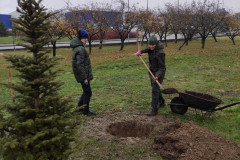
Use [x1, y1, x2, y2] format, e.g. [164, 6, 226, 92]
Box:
[70, 30, 95, 116]
[136, 35, 166, 116]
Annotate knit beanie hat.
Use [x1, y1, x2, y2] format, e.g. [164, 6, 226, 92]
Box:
[77, 30, 88, 39]
[149, 35, 158, 45]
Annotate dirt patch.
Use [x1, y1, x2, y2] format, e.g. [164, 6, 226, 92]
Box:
[154, 121, 240, 160]
[217, 90, 240, 97]
[80, 112, 180, 146]
[79, 112, 240, 159]
[0, 53, 4, 56]
[107, 121, 154, 137]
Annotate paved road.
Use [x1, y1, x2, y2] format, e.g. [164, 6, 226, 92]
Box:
[0, 34, 185, 51]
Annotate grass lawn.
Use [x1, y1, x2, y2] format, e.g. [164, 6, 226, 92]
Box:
[0, 36, 70, 44]
[0, 36, 14, 44]
[0, 37, 240, 159]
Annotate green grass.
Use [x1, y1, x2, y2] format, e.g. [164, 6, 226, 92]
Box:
[0, 36, 14, 44]
[0, 36, 70, 44]
[0, 37, 240, 159]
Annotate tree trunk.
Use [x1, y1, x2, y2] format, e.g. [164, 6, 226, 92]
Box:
[201, 38, 206, 49]
[160, 33, 163, 41]
[99, 31, 105, 49]
[231, 37, 235, 45]
[142, 32, 147, 45]
[164, 32, 167, 47]
[212, 32, 218, 42]
[174, 33, 178, 43]
[35, 95, 39, 110]
[120, 38, 124, 51]
[189, 33, 194, 41]
[88, 39, 92, 54]
[52, 41, 57, 57]
[99, 39, 103, 49]
[179, 39, 188, 50]
[179, 33, 187, 50]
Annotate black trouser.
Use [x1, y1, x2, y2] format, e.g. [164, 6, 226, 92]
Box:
[78, 82, 92, 113]
[150, 70, 165, 110]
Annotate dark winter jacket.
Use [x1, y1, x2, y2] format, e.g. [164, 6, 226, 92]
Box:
[70, 37, 93, 83]
[141, 41, 166, 78]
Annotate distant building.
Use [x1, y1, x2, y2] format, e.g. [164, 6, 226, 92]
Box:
[0, 14, 12, 29]
[0, 11, 21, 30]
[9, 11, 21, 19]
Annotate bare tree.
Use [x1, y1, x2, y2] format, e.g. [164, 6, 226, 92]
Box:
[138, 10, 155, 45]
[194, 0, 225, 48]
[222, 13, 240, 45]
[88, 2, 111, 49]
[47, 10, 66, 56]
[165, 3, 180, 43]
[109, 0, 139, 51]
[156, 8, 171, 47]
[80, 8, 101, 54]
[178, 3, 197, 50]
[65, 4, 99, 54]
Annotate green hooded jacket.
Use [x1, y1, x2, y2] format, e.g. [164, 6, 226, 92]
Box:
[70, 37, 93, 83]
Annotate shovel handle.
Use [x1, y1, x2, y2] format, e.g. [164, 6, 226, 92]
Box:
[138, 55, 164, 90]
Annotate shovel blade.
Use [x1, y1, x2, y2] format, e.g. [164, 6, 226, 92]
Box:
[162, 88, 178, 94]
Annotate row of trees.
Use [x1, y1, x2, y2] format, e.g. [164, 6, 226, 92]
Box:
[11, 0, 240, 55]
[46, 0, 239, 54]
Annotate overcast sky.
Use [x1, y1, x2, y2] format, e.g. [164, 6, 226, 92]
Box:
[0, 0, 239, 14]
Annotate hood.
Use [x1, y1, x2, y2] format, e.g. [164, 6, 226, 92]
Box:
[70, 37, 84, 48]
[155, 41, 164, 50]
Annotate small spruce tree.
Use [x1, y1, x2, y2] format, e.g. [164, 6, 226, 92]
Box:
[0, 0, 81, 159]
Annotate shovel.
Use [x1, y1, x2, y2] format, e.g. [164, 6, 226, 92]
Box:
[138, 55, 178, 94]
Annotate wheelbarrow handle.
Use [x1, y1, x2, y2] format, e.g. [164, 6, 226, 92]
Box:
[213, 102, 240, 111]
[138, 55, 164, 90]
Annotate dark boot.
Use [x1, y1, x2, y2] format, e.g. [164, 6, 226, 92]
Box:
[86, 111, 96, 116]
[147, 108, 158, 116]
[82, 107, 96, 116]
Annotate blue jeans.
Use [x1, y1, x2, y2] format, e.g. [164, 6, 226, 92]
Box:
[78, 82, 92, 113]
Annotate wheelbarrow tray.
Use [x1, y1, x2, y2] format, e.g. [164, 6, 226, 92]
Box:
[179, 91, 223, 111]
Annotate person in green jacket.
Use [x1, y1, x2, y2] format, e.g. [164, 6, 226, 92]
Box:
[136, 35, 166, 116]
[70, 30, 95, 116]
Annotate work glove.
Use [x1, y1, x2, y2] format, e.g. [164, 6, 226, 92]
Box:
[151, 76, 158, 82]
[83, 79, 88, 85]
[136, 50, 141, 56]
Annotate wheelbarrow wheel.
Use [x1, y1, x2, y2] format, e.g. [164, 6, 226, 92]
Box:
[170, 97, 188, 115]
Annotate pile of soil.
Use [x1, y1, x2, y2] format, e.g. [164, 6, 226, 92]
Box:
[154, 121, 240, 160]
[78, 112, 240, 159]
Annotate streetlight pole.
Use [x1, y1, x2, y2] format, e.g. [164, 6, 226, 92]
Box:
[128, 0, 130, 42]
[178, 0, 179, 12]
[147, 0, 148, 11]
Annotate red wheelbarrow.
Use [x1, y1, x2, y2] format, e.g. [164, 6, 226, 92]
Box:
[169, 91, 240, 118]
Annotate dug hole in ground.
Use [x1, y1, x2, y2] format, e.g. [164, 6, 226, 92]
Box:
[79, 112, 240, 160]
